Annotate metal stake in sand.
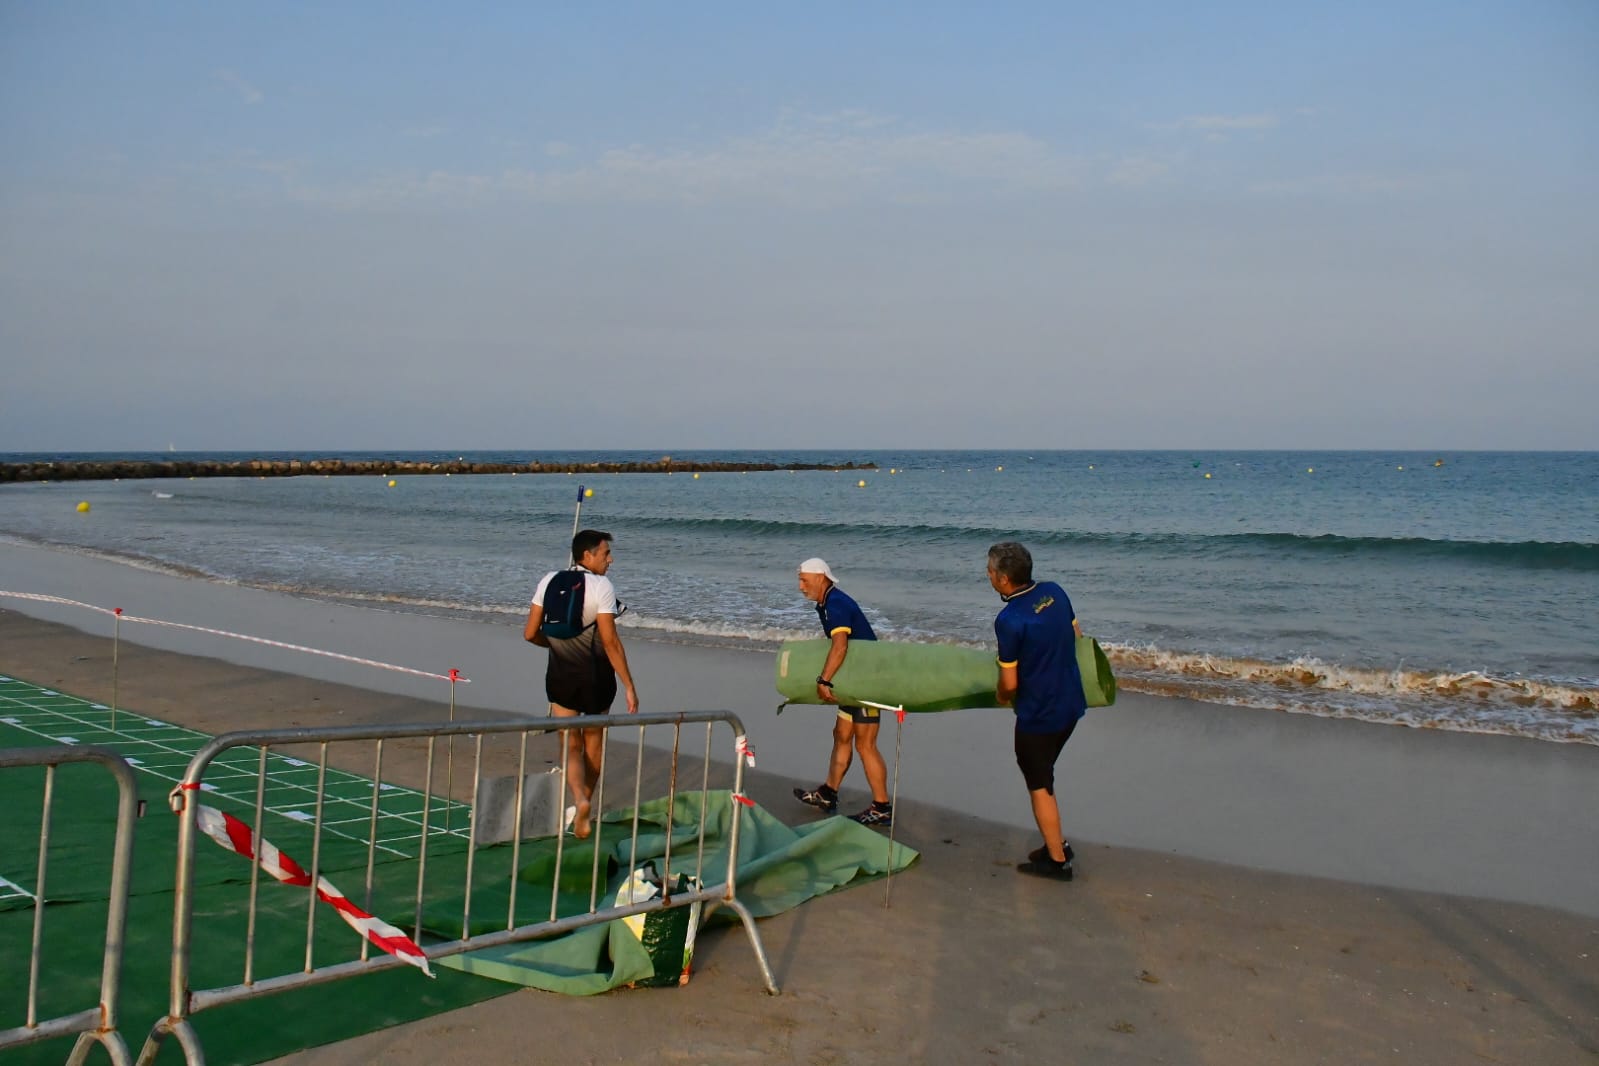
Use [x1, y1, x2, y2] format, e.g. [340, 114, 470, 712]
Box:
[859, 699, 907, 908]
[443, 669, 460, 833]
[110, 607, 122, 733]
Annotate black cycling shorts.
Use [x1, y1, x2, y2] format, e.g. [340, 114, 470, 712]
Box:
[1014, 719, 1078, 794]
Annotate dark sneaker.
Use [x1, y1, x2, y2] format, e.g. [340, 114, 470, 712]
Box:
[793, 786, 838, 813]
[849, 804, 893, 828]
[1028, 841, 1076, 864]
[1016, 856, 1074, 881]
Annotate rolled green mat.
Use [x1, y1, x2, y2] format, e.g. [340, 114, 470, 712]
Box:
[775, 638, 1001, 713]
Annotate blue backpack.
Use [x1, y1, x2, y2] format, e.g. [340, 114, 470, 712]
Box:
[540, 570, 591, 640]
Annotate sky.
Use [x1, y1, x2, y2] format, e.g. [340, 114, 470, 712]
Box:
[1, 1, 1595, 451]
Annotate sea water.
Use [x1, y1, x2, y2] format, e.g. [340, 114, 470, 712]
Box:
[2, 450, 1595, 744]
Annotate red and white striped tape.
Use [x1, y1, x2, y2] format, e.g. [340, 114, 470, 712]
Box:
[734, 733, 756, 767]
[0, 591, 465, 684]
[192, 802, 435, 978]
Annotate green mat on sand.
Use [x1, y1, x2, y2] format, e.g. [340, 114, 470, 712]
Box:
[434, 791, 919, 995]
[0, 674, 919, 1063]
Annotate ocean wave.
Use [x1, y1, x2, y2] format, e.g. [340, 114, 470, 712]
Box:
[601, 517, 1599, 571]
[1105, 643, 1598, 745]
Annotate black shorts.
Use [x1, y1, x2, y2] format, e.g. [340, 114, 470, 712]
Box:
[545, 633, 616, 715]
[835, 705, 881, 725]
[1014, 719, 1078, 794]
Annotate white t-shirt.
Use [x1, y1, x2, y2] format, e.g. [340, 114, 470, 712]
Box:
[531, 567, 620, 628]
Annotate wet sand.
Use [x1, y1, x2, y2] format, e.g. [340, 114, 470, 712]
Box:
[1, 540, 1597, 1063]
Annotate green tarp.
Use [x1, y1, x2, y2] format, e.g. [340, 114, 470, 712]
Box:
[435, 790, 919, 994]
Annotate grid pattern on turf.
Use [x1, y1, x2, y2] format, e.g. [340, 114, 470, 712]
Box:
[0, 673, 474, 901]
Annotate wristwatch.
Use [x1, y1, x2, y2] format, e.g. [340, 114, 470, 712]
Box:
[815, 676, 834, 688]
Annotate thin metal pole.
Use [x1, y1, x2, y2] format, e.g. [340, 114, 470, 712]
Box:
[508, 731, 528, 929]
[109, 608, 122, 733]
[304, 745, 330, 973]
[245, 748, 268, 984]
[362, 740, 385, 963]
[461, 734, 484, 940]
[444, 673, 458, 834]
[885, 709, 905, 908]
[25, 765, 55, 1028]
[567, 485, 585, 563]
[586, 727, 609, 914]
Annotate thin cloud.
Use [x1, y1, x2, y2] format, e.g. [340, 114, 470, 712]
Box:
[284, 112, 1097, 211]
[1249, 172, 1427, 197]
[215, 69, 264, 105]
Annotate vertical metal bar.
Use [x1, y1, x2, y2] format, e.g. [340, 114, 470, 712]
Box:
[168, 768, 202, 1023]
[109, 610, 121, 733]
[586, 727, 609, 914]
[244, 747, 269, 984]
[625, 722, 645, 886]
[25, 764, 55, 1028]
[550, 722, 568, 924]
[460, 734, 484, 940]
[304, 744, 329, 973]
[724, 723, 747, 902]
[443, 680, 457, 834]
[884, 712, 905, 908]
[99, 751, 138, 1036]
[662, 722, 681, 893]
[414, 736, 437, 943]
[696, 723, 712, 885]
[362, 739, 385, 962]
[507, 731, 527, 929]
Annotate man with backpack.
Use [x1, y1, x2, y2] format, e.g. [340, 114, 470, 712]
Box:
[523, 529, 639, 839]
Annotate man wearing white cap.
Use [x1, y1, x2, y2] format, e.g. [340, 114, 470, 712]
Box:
[792, 558, 894, 827]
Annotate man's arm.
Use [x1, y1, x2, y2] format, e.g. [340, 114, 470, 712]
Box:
[817, 629, 850, 703]
[522, 603, 549, 647]
[596, 613, 639, 714]
[996, 662, 1019, 706]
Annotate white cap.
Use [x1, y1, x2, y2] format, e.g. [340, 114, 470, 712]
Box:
[798, 557, 838, 584]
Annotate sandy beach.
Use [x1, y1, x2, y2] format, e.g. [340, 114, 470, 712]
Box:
[1, 541, 1596, 1064]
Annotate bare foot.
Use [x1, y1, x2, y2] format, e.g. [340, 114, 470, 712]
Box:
[573, 798, 592, 840]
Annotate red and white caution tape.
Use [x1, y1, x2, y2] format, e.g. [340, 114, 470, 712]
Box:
[734, 733, 756, 767]
[731, 793, 756, 808]
[0, 591, 465, 684]
[192, 802, 435, 978]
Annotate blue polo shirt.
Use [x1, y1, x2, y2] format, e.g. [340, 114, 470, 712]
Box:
[817, 586, 875, 642]
[995, 580, 1085, 733]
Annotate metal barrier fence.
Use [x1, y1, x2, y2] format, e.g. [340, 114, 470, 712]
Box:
[137, 711, 778, 1066]
[0, 745, 139, 1066]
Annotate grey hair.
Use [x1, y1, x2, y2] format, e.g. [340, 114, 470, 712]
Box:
[987, 541, 1033, 585]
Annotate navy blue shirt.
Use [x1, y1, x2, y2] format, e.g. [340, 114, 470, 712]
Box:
[817, 586, 875, 642]
[995, 580, 1085, 733]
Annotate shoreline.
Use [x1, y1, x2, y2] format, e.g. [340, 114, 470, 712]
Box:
[1, 537, 1597, 919]
[2, 608, 1595, 1063]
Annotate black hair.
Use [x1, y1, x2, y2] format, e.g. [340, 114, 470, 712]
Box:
[572, 528, 612, 562]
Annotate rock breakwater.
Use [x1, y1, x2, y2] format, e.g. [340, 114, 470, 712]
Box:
[0, 457, 878, 483]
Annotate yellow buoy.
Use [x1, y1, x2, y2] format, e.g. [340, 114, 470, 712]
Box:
[584, 488, 593, 498]
[857, 480, 866, 487]
[387, 479, 396, 487]
[1307, 468, 1314, 474]
[76, 501, 90, 513]
[996, 465, 1003, 472]
[693, 472, 700, 479]
[1204, 472, 1211, 479]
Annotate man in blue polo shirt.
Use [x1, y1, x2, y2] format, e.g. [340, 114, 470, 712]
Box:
[791, 557, 894, 827]
[988, 541, 1086, 881]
